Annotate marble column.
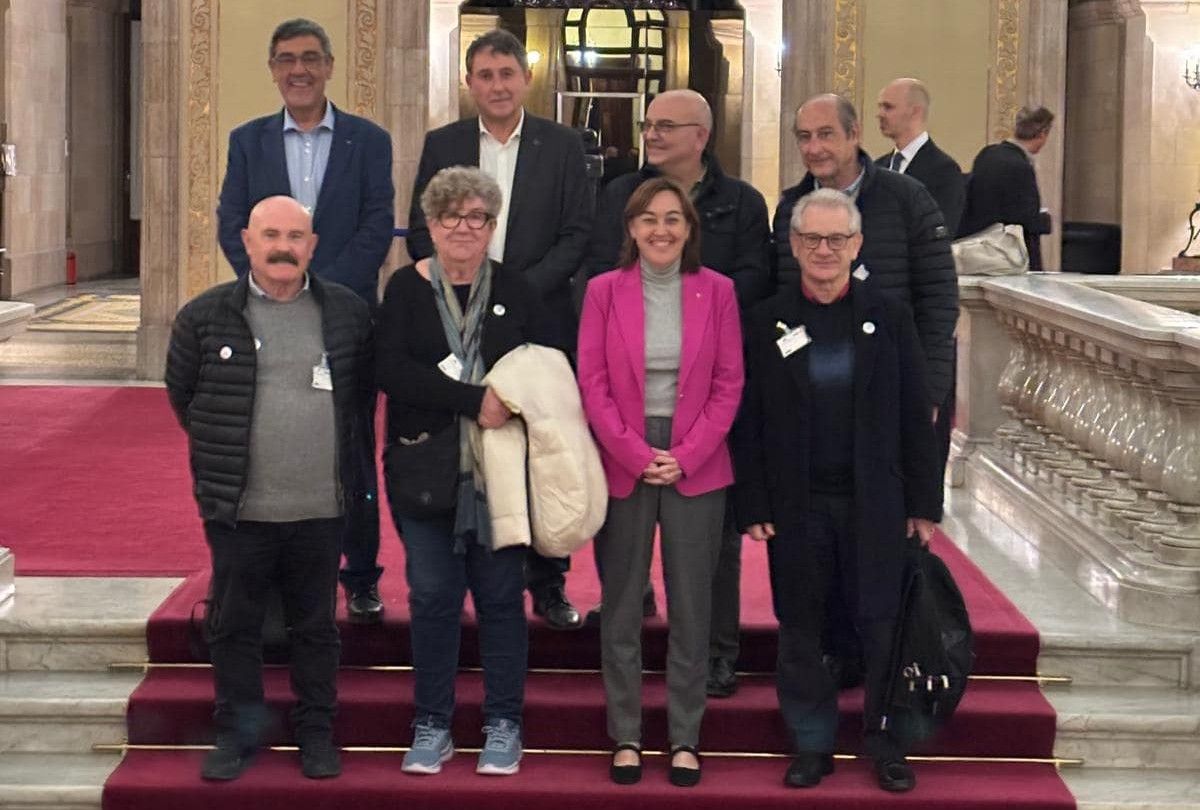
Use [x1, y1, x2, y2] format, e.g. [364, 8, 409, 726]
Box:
[1023, 0, 1069, 272]
[135, 0, 182, 380]
[385, 0, 429, 270]
[0, 547, 13, 605]
[778, 0, 835, 192]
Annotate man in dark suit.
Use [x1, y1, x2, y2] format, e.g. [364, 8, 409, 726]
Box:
[959, 105, 1055, 272]
[876, 78, 963, 481]
[407, 29, 594, 630]
[217, 18, 395, 624]
[875, 78, 964, 236]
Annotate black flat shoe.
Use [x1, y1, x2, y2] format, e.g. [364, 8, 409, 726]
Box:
[668, 745, 701, 788]
[784, 751, 834, 788]
[875, 756, 916, 792]
[609, 742, 642, 785]
[533, 588, 582, 630]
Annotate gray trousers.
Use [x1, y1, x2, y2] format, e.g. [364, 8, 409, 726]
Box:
[598, 417, 726, 748]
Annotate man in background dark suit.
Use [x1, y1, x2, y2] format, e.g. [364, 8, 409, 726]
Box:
[875, 78, 964, 236]
[959, 106, 1055, 272]
[217, 17, 394, 624]
[876, 77, 963, 480]
[407, 28, 594, 630]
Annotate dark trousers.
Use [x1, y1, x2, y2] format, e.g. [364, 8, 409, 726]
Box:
[338, 392, 382, 594]
[398, 513, 528, 725]
[526, 547, 569, 601]
[708, 503, 742, 662]
[768, 494, 901, 759]
[204, 517, 343, 746]
[934, 342, 957, 481]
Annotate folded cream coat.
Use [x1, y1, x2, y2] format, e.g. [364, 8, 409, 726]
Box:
[471, 344, 608, 556]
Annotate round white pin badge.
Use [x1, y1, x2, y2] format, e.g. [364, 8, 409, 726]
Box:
[493, 304, 506, 316]
[219, 346, 233, 360]
[862, 322, 876, 335]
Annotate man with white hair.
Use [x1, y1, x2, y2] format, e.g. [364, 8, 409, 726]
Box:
[735, 188, 941, 793]
[582, 88, 772, 698]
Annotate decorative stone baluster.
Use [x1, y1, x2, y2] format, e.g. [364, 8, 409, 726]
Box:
[1130, 389, 1184, 551]
[1157, 393, 1200, 566]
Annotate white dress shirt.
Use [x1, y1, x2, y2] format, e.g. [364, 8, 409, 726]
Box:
[889, 130, 930, 174]
[478, 109, 525, 263]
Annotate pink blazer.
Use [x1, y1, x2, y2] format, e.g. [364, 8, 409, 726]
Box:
[577, 264, 744, 499]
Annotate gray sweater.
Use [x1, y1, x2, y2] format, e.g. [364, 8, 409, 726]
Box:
[240, 289, 342, 522]
[641, 259, 682, 419]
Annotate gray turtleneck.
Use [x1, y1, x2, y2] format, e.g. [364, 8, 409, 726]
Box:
[642, 259, 682, 418]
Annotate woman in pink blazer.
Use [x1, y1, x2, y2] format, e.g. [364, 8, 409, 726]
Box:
[577, 177, 744, 788]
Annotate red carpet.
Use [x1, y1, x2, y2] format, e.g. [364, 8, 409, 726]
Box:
[0, 387, 1071, 808]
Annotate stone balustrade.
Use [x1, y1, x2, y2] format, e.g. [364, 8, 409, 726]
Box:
[954, 274, 1200, 630]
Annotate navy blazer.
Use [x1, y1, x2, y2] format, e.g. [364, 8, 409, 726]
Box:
[406, 113, 593, 349]
[216, 104, 395, 304]
[959, 141, 1045, 271]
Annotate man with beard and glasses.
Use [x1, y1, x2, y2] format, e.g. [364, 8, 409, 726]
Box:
[167, 196, 375, 782]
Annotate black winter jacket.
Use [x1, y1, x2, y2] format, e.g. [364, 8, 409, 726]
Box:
[772, 152, 959, 405]
[165, 273, 375, 527]
[581, 154, 772, 309]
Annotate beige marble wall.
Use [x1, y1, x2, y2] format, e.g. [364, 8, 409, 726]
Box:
[67, 0, 123, 282]
[1064, 5, 1122, 225]
[1133, 0, 1200, 272]
[3, 0, 68, 296]
[741, 0, 781, 209]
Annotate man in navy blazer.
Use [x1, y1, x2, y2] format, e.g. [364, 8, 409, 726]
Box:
[217, 19, 394, 306]
[217, 18, 394, 623]
[407, 29, 593, 630]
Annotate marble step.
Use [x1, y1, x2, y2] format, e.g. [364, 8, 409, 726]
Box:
[0, 751, 120, 810]
[0, 578, 180, 672]
[1062, 766, 1200, 809]
[0, 671, 143, 753]
[1047, 685, 1200, 769]
[940, 492, 1200, 690]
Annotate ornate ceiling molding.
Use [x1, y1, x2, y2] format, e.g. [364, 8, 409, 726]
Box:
[186, 0, 216, 299]
[351, 0, 379, 119]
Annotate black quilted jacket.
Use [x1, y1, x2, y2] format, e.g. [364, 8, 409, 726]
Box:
[164, 273, 375, 527]
[772, 152, 959, 405]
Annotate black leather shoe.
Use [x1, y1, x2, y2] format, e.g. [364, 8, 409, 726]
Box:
[584, 590, 657, 628]
[201, 742, 255, 781]
[668, 745, 701, 787]
[783, 752, 834, 788]
[347, 585, 383, 624]
[875, 757, 916, 792]
[533, 588, 582, 630]
[300, 738, 342, 779]
[705, 656, 738, 697]
[609, 742, 642, 785]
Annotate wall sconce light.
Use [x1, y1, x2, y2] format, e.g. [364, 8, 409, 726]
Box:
[528, 50, 542, 67]
[582, 50, 599, 67]
[1185, 56, 1200, 91]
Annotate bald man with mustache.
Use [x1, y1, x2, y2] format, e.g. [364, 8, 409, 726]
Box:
[166, 195, 375, 783]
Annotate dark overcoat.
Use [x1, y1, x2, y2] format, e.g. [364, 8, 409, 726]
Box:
[732, 278, 943, 621]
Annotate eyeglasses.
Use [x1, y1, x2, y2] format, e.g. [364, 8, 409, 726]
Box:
[638, 120, 702, 135]
[437, 210, 493, 230]
[270, 52, 328, 70]
[794, 232, 855, 250]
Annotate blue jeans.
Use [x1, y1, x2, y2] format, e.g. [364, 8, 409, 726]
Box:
[397, 514, 528, 725]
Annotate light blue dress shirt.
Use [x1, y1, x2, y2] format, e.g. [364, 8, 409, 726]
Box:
[282, 101, 335, 213]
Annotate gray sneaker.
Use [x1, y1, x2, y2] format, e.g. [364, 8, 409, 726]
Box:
[401, 722, 454, 774]
[476, 718, 522, 775]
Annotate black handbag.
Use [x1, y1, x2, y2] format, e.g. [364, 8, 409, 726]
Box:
[879, 544, 975, 746]
[383, 421, 459, 519]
